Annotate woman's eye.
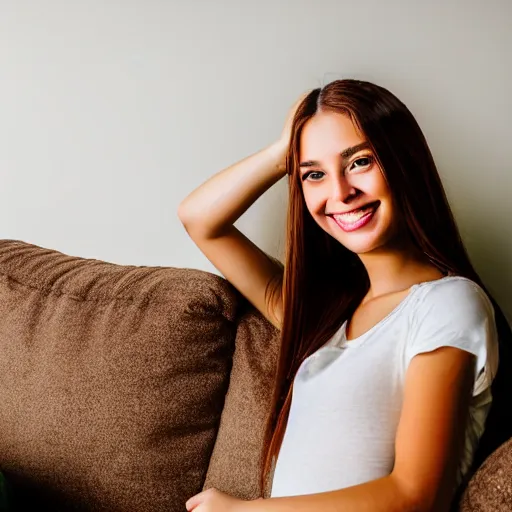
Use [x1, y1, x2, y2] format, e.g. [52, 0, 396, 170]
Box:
[302, 171, 324, 182]
[349, 156, 373, 171]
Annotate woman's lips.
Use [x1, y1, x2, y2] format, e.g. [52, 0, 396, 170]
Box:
[329, 202, 379, 233]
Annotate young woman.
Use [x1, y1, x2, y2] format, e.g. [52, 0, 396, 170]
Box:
[179, 80, 511, 511]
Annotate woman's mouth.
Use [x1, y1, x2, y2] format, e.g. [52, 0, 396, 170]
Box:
[329, 202, 380, 233]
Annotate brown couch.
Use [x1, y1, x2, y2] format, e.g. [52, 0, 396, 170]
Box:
[0, 240, 510, 511]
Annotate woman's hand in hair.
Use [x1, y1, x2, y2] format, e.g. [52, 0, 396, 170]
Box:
[276, 91, 312, 161]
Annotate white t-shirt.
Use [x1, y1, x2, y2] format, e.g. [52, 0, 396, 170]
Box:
[270, 276, 499, 498]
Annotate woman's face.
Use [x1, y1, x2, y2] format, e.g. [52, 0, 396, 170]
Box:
[299, 110, 397, 254]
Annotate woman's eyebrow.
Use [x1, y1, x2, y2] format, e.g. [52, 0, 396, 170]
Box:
[299, 141, 371, 169]
[340, 141, 371, 160]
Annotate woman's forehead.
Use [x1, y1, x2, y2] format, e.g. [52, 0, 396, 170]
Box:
[299, 112, 366, 162]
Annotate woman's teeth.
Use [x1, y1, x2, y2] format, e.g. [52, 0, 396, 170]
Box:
[333, 204, 375, 223]
[329, 202, 379, 232]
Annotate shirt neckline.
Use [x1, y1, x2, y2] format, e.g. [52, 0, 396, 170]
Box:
[335, 274, 460, 348]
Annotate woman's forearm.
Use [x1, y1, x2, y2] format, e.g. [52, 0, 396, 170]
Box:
[178, 141, 287, 238]
[240, 475, 433, 512]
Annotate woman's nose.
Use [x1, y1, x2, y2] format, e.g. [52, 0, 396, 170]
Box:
[331, 175, 359, 204]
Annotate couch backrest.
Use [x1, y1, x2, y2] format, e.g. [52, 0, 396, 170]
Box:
[0, 240, 238, 511]
[203, 301, 280, 499]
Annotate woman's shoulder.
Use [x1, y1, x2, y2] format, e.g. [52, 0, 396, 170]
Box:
[403, 275, 499, 399]
[409, 275, 495, 328]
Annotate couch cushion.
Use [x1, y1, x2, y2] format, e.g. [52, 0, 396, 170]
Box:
[0, 240, 238, 511]
[459, 436, 512, 511]
[203, 300, 280, 499]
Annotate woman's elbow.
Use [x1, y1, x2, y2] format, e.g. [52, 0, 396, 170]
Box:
[390, 473, 453, 512]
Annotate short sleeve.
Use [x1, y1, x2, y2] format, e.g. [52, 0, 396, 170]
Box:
[405, 278, 499, 396]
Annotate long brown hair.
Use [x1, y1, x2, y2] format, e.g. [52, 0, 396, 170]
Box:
[261, 79, 512, 494]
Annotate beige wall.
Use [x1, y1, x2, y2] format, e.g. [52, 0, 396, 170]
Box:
[0, 0, 510, 321]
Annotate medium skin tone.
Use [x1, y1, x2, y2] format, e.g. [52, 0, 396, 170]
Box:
[185, 104, 475, 512]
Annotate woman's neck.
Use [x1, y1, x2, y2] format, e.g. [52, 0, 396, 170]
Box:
[359, 242, 444, 300]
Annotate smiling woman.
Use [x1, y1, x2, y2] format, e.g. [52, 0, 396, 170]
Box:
[178, 80, 512, 512]
[298, 112, 396, 254]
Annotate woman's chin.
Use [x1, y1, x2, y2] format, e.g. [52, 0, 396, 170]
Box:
[334, 230, 391, 255]
[345, 241, 382, 255]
